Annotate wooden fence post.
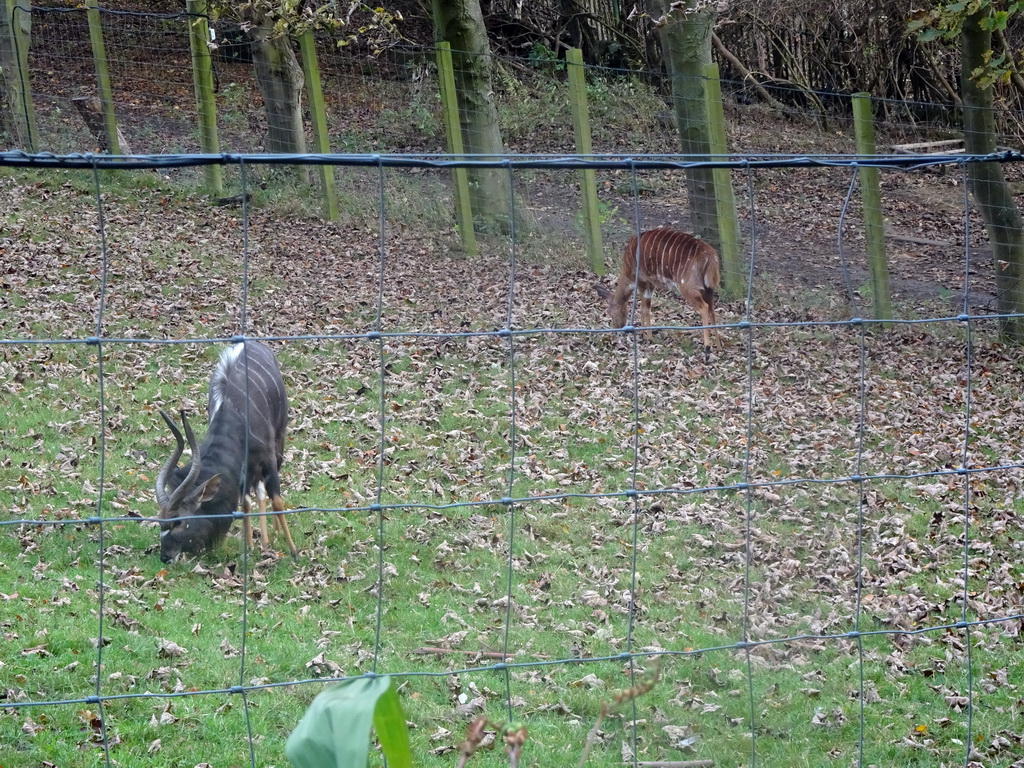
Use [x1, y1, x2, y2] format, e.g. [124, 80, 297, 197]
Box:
[299, 30, 339, 221]
[703, 63, 742, 299]
[186, 0, 222, 195]
[566, 48, 604, 274]
[436, 41, 477, 256]
[852, 92, 892, 324]
[84, 0, 120, 153]
[2, 0, 38, 150]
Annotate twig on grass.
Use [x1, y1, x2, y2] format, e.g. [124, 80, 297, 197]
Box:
[504, 724, 528, 768]
[578, 661, 662, 768]
[411, 646, 550, 660]
[456, 718, 489, 768]
[456, 717, 528, 768]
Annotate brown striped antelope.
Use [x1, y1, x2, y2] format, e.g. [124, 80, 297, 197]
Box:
[596, 227, 722, 357]
[155, 341, 298, 562]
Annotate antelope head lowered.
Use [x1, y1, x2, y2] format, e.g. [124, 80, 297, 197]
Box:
[595, 227, 722, 358]
[155, 340, 298, 562]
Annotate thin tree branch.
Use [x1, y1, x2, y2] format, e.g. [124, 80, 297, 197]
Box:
[994, 27, 1024, 102]
[711, 31, 787, 111]
[918, 42, 962, 106]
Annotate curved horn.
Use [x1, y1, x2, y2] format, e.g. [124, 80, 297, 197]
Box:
[156, 409, 205, 512]
[165, 409, 203, 511]
[155, 409, 185, 510]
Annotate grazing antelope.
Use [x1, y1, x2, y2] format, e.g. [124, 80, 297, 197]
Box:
[596, 227, 722, 357]
[155, 341, 298, 562]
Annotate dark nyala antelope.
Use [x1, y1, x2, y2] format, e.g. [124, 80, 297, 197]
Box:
[596, 227, 722, 357]
[155, 341, 298, 562]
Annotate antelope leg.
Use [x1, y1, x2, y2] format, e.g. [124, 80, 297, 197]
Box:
[271, 494, 299, 559]
[241, 496, 254, 549]
[256, 485, 271, 546]
[641, 294, 653, 340]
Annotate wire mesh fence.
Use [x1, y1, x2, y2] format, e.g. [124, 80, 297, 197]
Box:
[10, 3, 1024, 163]
[2, 149, 1024, 766]
[22, 5, 201, 154]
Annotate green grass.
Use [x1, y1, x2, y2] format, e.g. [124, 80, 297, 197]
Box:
[3, 165, 1024, 768]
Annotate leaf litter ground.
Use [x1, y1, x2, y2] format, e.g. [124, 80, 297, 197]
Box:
[1, 164, 1024, 768]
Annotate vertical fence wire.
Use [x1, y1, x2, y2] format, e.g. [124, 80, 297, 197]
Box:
[372, 159, 388, 673]
[500, 161, 519, 718]
[739, 164, 759, 768]
[853, 313, 869, 767]
[839, 162, 871, 766]
[236, 159, 258, 768]
[958, 159, 977, 766]
[625, 160, 644, 760]
[89, 159, 113, 768]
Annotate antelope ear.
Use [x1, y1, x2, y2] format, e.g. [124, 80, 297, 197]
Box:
[196, 474, 222, 503]
[595, 283, 611, 300]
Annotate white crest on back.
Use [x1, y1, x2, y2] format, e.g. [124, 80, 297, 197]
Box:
[209, 343, 245, 417]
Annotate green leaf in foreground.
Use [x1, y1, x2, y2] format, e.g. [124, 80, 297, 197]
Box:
[286, 675, 412, 768]
[373, 678, 415, 768]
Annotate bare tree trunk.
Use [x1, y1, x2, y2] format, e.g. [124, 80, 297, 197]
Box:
[650, 0, 719, 250]
[433, 0, 512, 234]
[962, 10, 1024, 342]
[251, 21, 308, 183]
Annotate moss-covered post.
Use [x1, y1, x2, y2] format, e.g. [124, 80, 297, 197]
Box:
[436, 42, 477, 256]
[567, 48, 604, 274]
[298, 30, 338, 221]
[703, 62, 741, 298]
[186, 0, 222, 195]
[852, 92, 892, 325]
[1, 0, 38, 150]
[84, 0, 120, 153]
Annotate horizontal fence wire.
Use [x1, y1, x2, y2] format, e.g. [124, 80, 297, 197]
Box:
[4, 149, 1023, 170]
[2, 151, 1024, 768]
[6, 462, 1024, 527]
